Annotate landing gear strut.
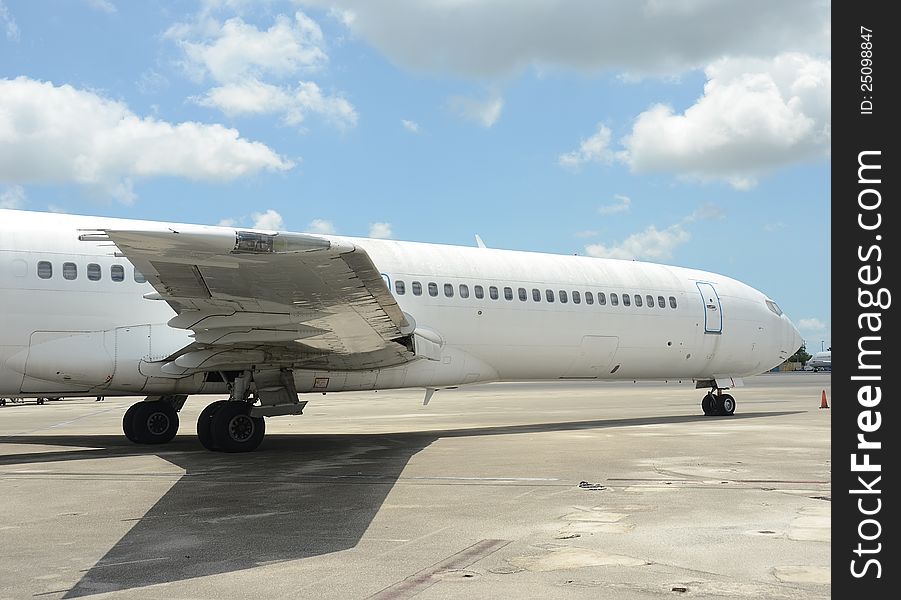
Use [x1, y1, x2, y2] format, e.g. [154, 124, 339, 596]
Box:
[195, 368, 302, 453]
[700, 389, 736, 416]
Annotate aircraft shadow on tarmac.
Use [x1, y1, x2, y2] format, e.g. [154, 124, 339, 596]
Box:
[0, 411, 799, 598]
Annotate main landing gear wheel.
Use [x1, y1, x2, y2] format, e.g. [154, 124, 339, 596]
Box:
[701, 393, 717, 415]
[196, 400, 229, 451]
[209, 402, 265, 453]
[124, 401, 180, 444]
[123, 404, 141, 442]
[716, 393, 736, 416]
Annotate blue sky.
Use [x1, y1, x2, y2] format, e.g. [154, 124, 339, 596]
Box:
[1, 0, 831, 351]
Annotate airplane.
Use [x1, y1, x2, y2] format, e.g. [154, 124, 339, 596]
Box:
[806, 350, 831, 371]
[0, 208, 802, 452]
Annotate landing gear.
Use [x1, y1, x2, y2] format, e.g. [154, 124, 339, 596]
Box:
[717, 393, 736, 416]
[122, 395, 187, 444]
[700, 390, 736, 416]
[196, 400, 228, 451]
[196, 401, 265, 452]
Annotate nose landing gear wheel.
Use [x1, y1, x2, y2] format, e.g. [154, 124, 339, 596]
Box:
[210, 402, 265, 453]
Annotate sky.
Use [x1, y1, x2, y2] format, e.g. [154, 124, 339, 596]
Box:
[1, 0, 831, 351]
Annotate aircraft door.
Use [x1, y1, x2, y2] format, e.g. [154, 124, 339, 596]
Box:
[696, 282, 723, 334]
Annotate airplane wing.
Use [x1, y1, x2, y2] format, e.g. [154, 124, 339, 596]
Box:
[82, 225, 415, 372]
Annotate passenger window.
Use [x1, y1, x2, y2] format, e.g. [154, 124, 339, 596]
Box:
[634, 294, 642, 307]
[647, 295, 655, 308]
[610, 293, 618, 306]
[669, 296, 678, 309]
[585, 291, 594, 305]
[598, 292, 606, 306]
[658, 295, 666, 308]
[63, 262, 77, 280]
[489, 286, 499, 300]
[474, 285, 484, 299]
[444, 283, 454, 298]
[134, 269, 147, 283]
[504, 286, 513, 301]
[559, 290, 568, 303]
[622, 294, 631, 307]
[460, 284, 470, 298]
[532, 288, 541, 302]
[37, 261, 52, 279]
[412, 281, 422, 296]
[545, 289, 555, 303]
[428, 282, 438, 297]
[111, 264, 125, 282]
[395, 280, 406, 295]
[87, 263, 101, 281]
[572, 291, 581, 304]
[518, 287, 527, 301]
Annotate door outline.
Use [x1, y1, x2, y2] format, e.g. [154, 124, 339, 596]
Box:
[696, 282, 723, 334]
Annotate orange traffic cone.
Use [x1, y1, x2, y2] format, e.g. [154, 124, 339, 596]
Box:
[820, 390, 829, 409]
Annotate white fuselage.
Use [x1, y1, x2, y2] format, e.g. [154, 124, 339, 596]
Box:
[0, 209, 801, 398]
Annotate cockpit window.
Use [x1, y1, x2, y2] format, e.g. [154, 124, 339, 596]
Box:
[765, 299, 783, 316]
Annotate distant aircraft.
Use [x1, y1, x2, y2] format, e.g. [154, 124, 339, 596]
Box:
[0, 209, 802, 451]
[806, 350, 831, 371]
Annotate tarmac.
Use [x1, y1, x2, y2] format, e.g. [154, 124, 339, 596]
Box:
[0, 373, 831, 599]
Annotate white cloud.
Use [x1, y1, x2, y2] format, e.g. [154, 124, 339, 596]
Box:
[558, 125, 614, 170]
[309, 218, 335, 234]
[574, 230, 599, 239]
[585, 224, 690, 261]
[217, 218, 238, 227]
[448, 94, 503, 128]
[598, 194, 631, 215]
[620, 53, 830, 188]
[764, 221, 787, 232]
[171, 12, 326, 83]
[798, 318, 826, 331]
[1, 0, 18, 41]
[136, 69, 169, 95]
[401, 119, 420, 133]
[684, 202, 725, 222]
[85, 0, 116, 14]
[251, 209, 285, 230]
[368, 222, 393, 239]
[299, 0, 828, 77]
[0, 77, 292, 203]
[195, 80, 357, 128]
[167, 10, 356, 130]
[0, 185, 25, 209]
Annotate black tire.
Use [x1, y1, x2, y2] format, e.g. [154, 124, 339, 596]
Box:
[718, 394, 736, 416]
[123, 403, 141, 443]
[36, 397, 45, 405]
[132, 401, 179, 444]
[701, 393, 716, 416]
[197, 400, 229, 451]
[211, 402, 265, 453]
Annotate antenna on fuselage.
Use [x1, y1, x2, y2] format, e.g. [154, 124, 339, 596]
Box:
[475, 234, 487, 249]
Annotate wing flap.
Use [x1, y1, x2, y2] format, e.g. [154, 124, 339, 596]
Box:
[93, 225, 414, 369]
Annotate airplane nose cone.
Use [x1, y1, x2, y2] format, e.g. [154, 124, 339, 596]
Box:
[788, 319, 803, 353]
